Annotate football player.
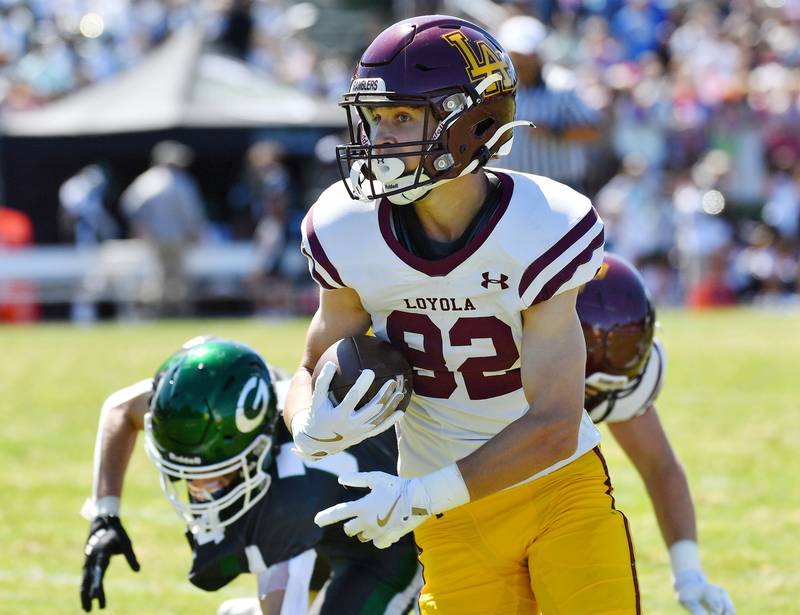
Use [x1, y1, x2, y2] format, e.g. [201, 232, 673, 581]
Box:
[578, 254, 735, 615]
[284, 15, 640, 615]
[79, 336, 421, 614]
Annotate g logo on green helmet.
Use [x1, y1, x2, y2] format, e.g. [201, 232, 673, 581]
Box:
[235, 376, 269, 433]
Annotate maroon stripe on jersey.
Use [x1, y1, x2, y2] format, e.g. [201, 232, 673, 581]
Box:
[518, 207, 600, 299]
[301, 245, 335, 290]
[304, 208, 345, 287]
[378, 171, 514, 277]
[530, 228, 604, 305]
[592, 447, 641, 614]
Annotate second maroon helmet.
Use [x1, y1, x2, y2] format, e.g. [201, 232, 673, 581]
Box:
[337, 15, 531, 205]
[577, 254, 656, 388]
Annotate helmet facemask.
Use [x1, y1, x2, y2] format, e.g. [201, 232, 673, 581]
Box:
[144, 414, 273, 544]
[337, 73, 530, 205]
[584, 365, 650, 412]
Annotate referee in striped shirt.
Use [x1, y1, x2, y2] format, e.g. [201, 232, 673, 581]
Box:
[497, 16, 601, 192]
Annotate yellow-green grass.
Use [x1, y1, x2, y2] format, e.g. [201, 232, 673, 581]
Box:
[0, 309, 797, 613]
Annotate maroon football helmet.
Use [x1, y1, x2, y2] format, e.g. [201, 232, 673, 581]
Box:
[337, 15, 532, 205]
[577, 254, 655, 404]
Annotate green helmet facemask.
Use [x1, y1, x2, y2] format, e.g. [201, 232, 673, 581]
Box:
[144, 337, 278, 542]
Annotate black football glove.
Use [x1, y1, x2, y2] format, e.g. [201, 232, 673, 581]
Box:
[80, 515, 140, 611]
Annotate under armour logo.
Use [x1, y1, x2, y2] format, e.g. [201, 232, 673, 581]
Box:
[481, 272, 509, 289]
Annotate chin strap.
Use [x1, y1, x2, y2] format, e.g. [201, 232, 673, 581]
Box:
[350, 160, 436, 205]
[349, 72, 534, 205]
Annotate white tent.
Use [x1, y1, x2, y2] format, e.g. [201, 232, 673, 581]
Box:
[2, 27, 345, 136]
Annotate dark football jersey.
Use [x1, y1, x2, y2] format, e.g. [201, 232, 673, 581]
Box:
[187, 424, 419, 612]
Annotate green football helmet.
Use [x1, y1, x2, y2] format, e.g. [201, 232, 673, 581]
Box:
[144, 337, 279, 540]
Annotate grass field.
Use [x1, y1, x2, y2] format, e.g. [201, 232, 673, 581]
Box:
[1, 308, 798, 614]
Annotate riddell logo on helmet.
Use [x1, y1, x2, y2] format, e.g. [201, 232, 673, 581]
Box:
[351, 78, 386, 93]
[168, 452, 202, 465]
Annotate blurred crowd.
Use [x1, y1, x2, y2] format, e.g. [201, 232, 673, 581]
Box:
[2, 0, 800, 316]
[494, 0, 800, 308]
[0, 0, 361, 112]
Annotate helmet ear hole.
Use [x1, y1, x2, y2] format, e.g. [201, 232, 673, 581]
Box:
[473, 117, 495, 137]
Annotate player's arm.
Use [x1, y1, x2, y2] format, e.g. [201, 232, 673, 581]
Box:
[90, 380, 151, 504]
[458, 286, 586, 498]
[258, 560, 289, 615]
[285, 287, 405, 460]
[609, 407, 736, 615]
[260, 589, 283, 615]
[80, 380, 149, 612]
[608, 405, 696, 547]
[283, 286, 371, 431]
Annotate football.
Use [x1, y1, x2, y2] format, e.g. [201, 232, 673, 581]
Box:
[312, 334, 413, 411]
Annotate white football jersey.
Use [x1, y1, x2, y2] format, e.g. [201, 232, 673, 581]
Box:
[588, 339, 666, 424]
[301, 169, 605, 479]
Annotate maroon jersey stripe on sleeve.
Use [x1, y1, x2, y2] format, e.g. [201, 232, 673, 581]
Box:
[530, 228, 604, 305]
[301, 245, 335, 290]
[304, 207, 346, 288]
[517, 207, 600, 299]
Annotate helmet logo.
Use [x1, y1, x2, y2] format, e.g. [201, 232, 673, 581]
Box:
[235, 376, 269, 433]
[443, 31, 514, 97]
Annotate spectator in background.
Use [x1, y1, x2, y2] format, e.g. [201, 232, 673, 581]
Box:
[215, 0, 253, 60]
[610, 0, 667, 61]
[708, 85, 767, 210]
[497, 15, 601, 192]
[227, 140, 290, 239]
[59, 163, 120, 323]
[120, 140, 206, 317]
[595, 152, 672, 263]
[762, 162, 800, 242]
[671, 157, 736, 301]
[608, 52, 672, 170]
[232, 141, 306, 315]
[686, 247, 737, 309]
[733, 223, 799, 305]
[59, 164, 118, 247]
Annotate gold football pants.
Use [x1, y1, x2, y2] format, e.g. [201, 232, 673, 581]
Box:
[415, 447, 640, 614]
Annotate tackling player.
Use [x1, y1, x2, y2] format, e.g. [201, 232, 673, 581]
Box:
[284, 15, 639, 614]
[79, 336, 420, 614]
[578, 254, 735, 615]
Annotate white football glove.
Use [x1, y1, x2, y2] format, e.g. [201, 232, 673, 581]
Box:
[216, 598, 261, 615]
[314, 465, 469, 549]
[674, 570, 735, 615]
[291, 362, 405, 461]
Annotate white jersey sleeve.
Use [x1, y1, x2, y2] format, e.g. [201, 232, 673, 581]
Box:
[512, 173, 605, 308]
[589, 339, 667, 424]
[300, 182, 372, 291]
